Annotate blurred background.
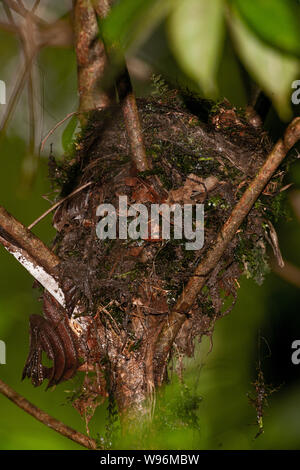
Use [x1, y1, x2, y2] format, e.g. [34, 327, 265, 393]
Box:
[0, 0, 299, 450]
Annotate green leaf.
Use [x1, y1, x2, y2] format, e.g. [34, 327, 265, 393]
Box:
[101, 0, 172, 53]
[228, 7, 300, 120]
[233, 0, 300, 57]
[168, 0, 225, 97]
[62, 114, 78, 152]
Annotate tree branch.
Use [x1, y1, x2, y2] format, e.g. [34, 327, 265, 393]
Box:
[117, 68, 150, 172]
[0, 205, 65, 307]
[95, 0, 150, 172]
[73, 0, 112, 117]
[0, 378, 98, 449]
[2, 0, 47, 26]
[154, 117, 300, 385]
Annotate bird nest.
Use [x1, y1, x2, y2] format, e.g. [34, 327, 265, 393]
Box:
[51, 95, 283, 358]
[23, 93, 291, 419]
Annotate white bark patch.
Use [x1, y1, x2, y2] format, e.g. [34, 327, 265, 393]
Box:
[5, 246, 66, 308]
[2, 240, 84, 337]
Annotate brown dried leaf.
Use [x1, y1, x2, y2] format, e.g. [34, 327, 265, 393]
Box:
[168, 173, 219, 204]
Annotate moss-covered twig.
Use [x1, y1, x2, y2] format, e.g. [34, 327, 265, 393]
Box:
[154, 117, 300, 385]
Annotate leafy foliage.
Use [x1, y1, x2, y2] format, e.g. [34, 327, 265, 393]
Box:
[228, 5, 299, 120]
[233, 0, 300, 57]
[168, 0, 224, 97]
[102, 0, 300, 118]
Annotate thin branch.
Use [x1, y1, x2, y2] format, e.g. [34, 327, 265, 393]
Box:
[24, 4, 37, 158]
[0, 14, 73, 49]
[0, 50, 36, 134]
[2, 0, 15, 24]
[2, 0, 47, 26]
[154, 117, 300, 385]
[40, 111, 78, 153]
[0, 378, 98, 449]
[28, 182, 93, 229]
[31, 0, 40, 15]
[117, 69, 150, 172]
[0, 0, 39, 136]
[95, 1, 150, 172]
[0, 6, 73, 135]
[93, 0, 112, 18]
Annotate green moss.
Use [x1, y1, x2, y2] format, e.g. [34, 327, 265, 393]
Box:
[235, 236, 270, 285]
[268, 192, 290, 223]
[153, 381, 202, 432]
[207, 195, 230, 210]
[151, 74, 170, 97]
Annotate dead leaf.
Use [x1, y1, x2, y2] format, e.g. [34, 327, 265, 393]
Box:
[168, 174, 219, 204]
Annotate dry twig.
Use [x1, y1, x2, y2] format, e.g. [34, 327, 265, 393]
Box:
[0, 378, 98, 449]
[40, 112, 78, 153]
[28, 182, 93, 229]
